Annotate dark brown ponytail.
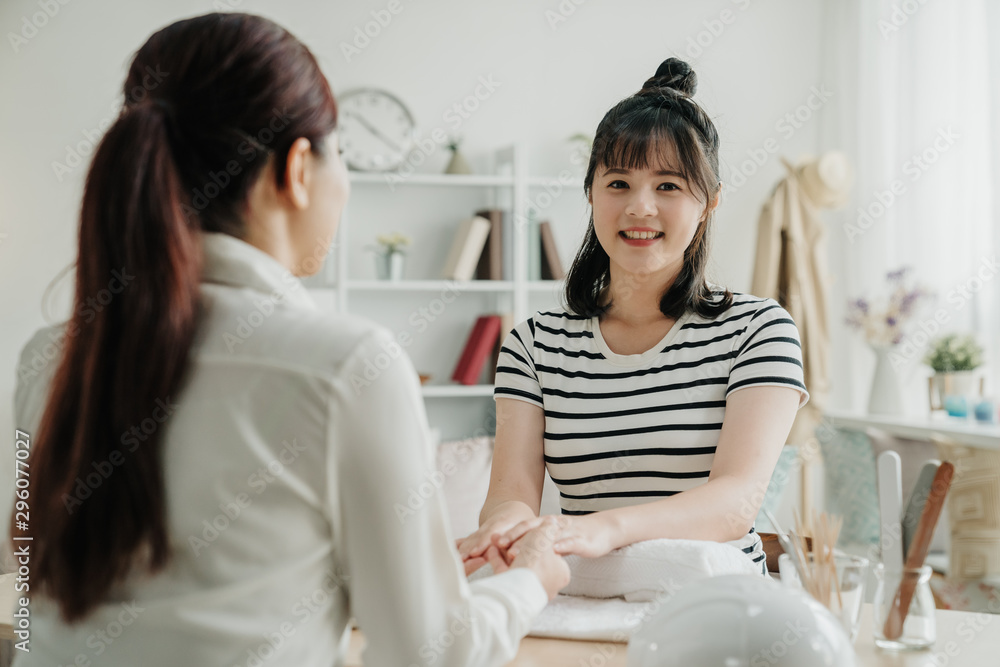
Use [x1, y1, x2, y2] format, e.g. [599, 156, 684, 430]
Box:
[14, 12, 338, 623]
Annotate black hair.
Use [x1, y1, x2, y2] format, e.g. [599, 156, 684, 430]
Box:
[563, 57, 733, 319]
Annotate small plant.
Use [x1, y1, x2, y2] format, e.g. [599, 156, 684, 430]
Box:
[844, 267, 932, 346]
[924, 334, 984, 373]
[368, 232, 411, 256]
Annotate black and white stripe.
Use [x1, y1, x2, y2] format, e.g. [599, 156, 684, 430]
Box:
[494, 293, 809, 573]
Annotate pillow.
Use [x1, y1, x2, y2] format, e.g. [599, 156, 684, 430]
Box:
[436, 435, 564, 540]
[436, 436, 494, 540]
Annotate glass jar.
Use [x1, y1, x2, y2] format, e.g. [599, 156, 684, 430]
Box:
[872, 563, 936, 650]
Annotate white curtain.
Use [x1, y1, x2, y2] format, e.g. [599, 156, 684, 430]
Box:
[822, 0, 1000, 412]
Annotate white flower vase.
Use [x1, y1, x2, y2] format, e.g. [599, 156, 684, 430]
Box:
[375, 252, 405, 281]
[868, 345, 905, 416]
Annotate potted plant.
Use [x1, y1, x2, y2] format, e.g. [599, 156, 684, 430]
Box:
[567, 132, 593, 174]
[368, 232, 410, 281]
[444, 135, 472, 175]
[844, 267, 932, 415]
[923, 334, 984, 412]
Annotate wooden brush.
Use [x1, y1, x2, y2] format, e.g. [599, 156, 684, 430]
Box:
[882, 461, 954, 640]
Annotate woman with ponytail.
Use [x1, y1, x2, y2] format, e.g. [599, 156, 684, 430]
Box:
[12, 13, 567, 666]
[459, 58, 810, 577]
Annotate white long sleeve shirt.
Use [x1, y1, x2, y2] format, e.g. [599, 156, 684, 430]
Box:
[12, 231, 547, 667]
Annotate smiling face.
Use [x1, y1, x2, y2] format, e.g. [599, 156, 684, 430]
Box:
[590, 141, 716, 287]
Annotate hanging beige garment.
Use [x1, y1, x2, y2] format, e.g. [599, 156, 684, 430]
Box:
[750, 157, 836, 446]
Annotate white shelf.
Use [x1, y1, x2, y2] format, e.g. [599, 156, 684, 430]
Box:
[826, 409, 1000, 450]
[527, 175, 584, 188]
[421, 384, 495, 398]
[527, 280, 564, 291]
[346, 279, 514, 292]
[349, 171, 514, 187]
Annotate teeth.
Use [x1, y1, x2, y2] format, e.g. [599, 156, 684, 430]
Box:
[621, 230, 662, 240]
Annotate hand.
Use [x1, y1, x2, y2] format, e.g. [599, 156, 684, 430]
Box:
[456, 504, 535, 566]
[505, 517, 571, 600]
[499, 513, 622, 560]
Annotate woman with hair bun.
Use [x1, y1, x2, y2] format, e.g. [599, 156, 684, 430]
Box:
[459, 58, 809, 577]
[11, 12, 568, 667]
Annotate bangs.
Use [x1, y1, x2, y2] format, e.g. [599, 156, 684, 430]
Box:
[592, 107, 714, 202]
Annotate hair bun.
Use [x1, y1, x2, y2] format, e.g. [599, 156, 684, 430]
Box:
[640, 57, 697, 97]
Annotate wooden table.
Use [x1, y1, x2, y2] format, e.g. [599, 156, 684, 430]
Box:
[346, 603, 1000, 666]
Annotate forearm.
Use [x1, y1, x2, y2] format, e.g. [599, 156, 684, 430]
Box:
[479, 498, 537, 527]
[602, 475, 756, 550]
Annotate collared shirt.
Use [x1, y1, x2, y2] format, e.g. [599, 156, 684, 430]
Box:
[13, 231, 547, 667]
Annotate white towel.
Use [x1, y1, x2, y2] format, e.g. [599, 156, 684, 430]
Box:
[467, 538, 763, 639]
[528, 594, 650, 641]
[558, 537, 763, 602]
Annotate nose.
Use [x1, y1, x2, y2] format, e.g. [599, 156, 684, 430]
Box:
[624, 188, 657, 218]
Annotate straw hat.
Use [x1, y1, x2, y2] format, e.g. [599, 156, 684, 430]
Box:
[791, 150, 853, 209]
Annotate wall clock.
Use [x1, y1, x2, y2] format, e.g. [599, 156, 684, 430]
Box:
[337, 88, 415, 172]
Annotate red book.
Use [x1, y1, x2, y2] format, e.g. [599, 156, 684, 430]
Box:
[452, 315, 503, 385]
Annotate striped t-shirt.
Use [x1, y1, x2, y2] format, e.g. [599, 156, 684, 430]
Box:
[493, 293, 810, 575]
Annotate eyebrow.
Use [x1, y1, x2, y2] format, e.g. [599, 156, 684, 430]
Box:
[602, 167, 686, 178]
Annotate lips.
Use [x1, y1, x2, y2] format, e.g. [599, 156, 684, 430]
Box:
[619, 230, 664, 246]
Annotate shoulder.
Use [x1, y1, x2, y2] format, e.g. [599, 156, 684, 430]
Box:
[526, 306, 591, 336]
[14, 323, 69, 433]
[195, 287, 395, 381]
[682, 291, 786, 330]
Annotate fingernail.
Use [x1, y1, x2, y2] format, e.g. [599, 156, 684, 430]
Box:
[498, 537, 509, 546]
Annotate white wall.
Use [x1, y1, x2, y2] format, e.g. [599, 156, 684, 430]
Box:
[0, 0, 828, 532]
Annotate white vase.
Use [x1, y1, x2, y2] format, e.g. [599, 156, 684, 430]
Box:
[375, 252, 405, 281]
[932, 371, 979, 398]
[868, 345, 905, 416]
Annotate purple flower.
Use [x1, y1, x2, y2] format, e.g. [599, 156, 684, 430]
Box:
[886, 267, 910, 282]
[886, 316, 897, 327]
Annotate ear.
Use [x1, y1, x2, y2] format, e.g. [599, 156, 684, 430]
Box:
[281, 137, 314, 210]
[702, 185, 721, 220]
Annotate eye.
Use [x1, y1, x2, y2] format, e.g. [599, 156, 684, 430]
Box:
[608, 180, 629, 189]
[658, 182, 680, 191]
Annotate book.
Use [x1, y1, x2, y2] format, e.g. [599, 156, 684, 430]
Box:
[442, 217, 491, 281]
[452, 315, 503, 385]
[487, 311, 516, 384]
[527, 216, 541, 281]
[474, 209, 504, 281]
[502, 214, 513, 280]
[539, 221, 565, 280]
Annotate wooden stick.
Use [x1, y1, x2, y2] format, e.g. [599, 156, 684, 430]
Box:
[882, 462, 954, 640]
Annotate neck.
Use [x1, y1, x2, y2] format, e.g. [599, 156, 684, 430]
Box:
[243, 212, 299, 274]
[602, 260, 683, 326]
